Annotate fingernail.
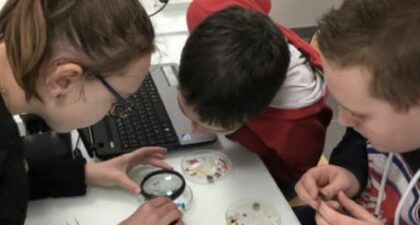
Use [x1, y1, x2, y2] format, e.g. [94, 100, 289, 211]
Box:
[329, 201, 339, 209]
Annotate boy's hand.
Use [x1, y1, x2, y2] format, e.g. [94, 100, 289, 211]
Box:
[295, 165, 360, 209]
[119, 197, 184, 225]
[85, 147, 172, 194]
[315, 192, 383, 225]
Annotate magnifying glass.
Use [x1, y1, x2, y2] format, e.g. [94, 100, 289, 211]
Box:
[140, 169, 186, 201]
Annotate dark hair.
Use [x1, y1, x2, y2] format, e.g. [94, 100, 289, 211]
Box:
[0, 0, 155, 100]
[318, 0, 420, 111]
[178, 6, 290, 129]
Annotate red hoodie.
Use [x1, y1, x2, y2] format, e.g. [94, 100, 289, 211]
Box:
[186, 0, 332, 183]
[187, 0, 323, 69]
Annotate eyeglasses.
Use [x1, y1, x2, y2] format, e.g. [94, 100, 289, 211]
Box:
[148, 0, 169, 17]
[94, 73, 132, 119]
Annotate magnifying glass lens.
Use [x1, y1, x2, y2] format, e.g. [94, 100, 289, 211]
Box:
[143, 174, 182, 196]
[141, 170, 186, 200]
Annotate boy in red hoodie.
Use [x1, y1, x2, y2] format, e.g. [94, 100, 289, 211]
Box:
[177, 0, 332, 199]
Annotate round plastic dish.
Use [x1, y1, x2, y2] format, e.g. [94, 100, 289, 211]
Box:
[173, 185, 193, 213]
[181, 150, 232, 184]
[225, 200, 281, 225]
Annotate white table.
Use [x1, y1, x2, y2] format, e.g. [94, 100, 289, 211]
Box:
[25, 135, 300, 225]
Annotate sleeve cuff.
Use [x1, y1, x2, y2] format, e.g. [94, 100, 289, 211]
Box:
[28, 158, 87, 200]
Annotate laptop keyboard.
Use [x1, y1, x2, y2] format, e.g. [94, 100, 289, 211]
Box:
[115, 75, 179, 149]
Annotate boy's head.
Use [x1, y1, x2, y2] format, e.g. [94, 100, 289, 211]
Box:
[318, 0, 420, 152]
[177, 6, 290, 133]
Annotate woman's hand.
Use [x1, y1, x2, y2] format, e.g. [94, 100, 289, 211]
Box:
[85, 147, 172, 194]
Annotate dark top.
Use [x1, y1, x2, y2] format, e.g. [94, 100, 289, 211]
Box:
[0, 97, 86, 225]
[330, 127, 420, 195]
[329, 127, 369, 195]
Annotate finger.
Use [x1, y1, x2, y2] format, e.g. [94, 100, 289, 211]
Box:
[129, 147, 167, 160]
[146, 159, 173, 170]
[148, 197, 172, 207]
[140, 153, 167, 163]
[295, 180, 320, 209]
[320, 188, 337, 200]
[161, 205, 183, 225]
[149, 200, 182, 225]
[301, 173, 320, 198]
[320, 183, 342, 200]
[153, 153, 166, 159]
[318, 201, 362, 225]
[127, 147, 167, 167]
[117, 175, 141, 194]
[317, 168, 344, 200]
[338, 192, 379, 223]
[315, 212, 332, 225]
[135, 154, 167, 166]
[171, 219, 185, 225]
[325, 200, 341, 211]
[144, 152, 166, 158]
[297, 172, 323, 209]
[173, 220, 185, 225]
[138, 146, 168, 152]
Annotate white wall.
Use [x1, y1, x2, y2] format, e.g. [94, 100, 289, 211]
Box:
[269, 0, 343, 27]
[0, 0, 343, 29]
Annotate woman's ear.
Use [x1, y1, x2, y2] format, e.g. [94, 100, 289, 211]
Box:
[45, 63, 83, 99]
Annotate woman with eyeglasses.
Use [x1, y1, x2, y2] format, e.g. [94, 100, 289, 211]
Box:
[0, 1, 183, 225]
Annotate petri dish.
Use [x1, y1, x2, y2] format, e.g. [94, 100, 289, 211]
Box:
[226, 200, 281, 225]
[181, 150, 232, 184]
[173, 185, 193, 213]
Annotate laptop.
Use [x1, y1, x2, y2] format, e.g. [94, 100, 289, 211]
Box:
[79, 63, 217, 159]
